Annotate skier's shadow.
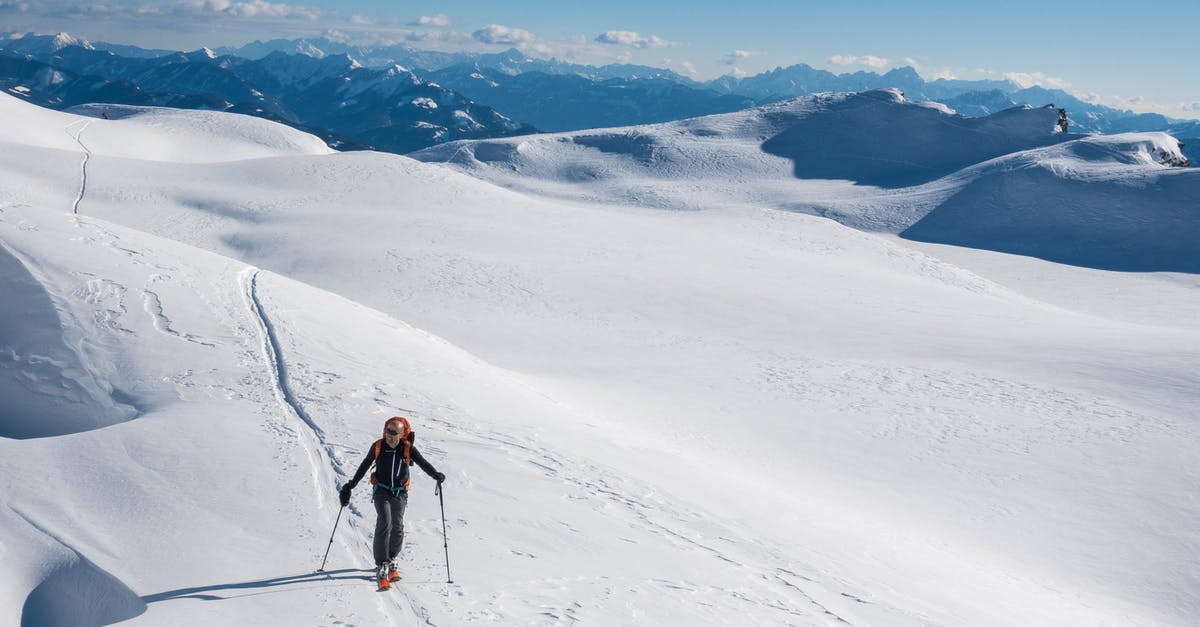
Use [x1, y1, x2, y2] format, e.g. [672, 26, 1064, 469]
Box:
[142, 568, 372, 602]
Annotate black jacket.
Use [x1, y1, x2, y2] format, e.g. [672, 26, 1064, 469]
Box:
[347, 439, 439, 492]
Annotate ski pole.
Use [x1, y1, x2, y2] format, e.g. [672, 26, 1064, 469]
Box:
[317, 504, 344, 572]
[435, 481, 453, 583]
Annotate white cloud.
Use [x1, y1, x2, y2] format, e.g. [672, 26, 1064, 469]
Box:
[680, 61, 697, 77]
[595, 30, 675, 49]
[321, 28, 349, 41]
[13, 0, 327, 21]
[1004, 71, 1071, 90]
[472, 24, 536, 46]
[177, 0, 322, 20]
[929, 68, 957, 81]
[830, 54, 890, 69]
[404, 30, 453, 43]
[721, 49, 757, 65]
[411, 14, 449, 27]
[1096, 97, 1200, 120]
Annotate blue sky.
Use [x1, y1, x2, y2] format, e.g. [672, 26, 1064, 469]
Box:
[3, 0, 1197, 119]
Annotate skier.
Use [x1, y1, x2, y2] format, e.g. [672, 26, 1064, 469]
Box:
[339, 416, 446, 590]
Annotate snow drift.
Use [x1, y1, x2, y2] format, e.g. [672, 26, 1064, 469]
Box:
[0, 242, 139, 439]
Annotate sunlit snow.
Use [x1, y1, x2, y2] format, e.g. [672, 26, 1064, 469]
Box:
[1, 89, 1197, 626]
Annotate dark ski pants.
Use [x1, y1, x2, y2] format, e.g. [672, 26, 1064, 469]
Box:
[372, 488, 408, 566]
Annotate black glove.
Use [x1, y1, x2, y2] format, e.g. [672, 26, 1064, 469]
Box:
[339, 484, 352, 506]
[433, 471, 446, 484]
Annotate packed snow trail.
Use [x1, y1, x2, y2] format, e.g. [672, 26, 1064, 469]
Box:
[240, 276, 847, 624]
[65, 118, 91, 215]
[240, 267, 426, 625]
[240, 267, 344, 505]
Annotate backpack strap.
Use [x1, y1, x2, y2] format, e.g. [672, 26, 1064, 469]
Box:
[369, 438, 383, 485]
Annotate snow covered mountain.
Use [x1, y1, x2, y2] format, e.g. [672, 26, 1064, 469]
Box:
[2, 86, 1198, 627]
[0, 31, 93, 55]
[901, 133, 1196, 272]
[0, 34, 535, 153]
[10, 31, 1190, 139]
[411, 88, 1196, 272]
[216, 39, 696, 83]
[423, 65, 755, 132]
[209, 36, 1197, 135]
[709, 64, 937, 100]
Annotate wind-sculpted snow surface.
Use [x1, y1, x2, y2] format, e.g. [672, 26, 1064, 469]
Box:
[903, 134, 1200, 272]
[63, 102, 335, 162]
[0, 242, 138, 438]
[409, 89, 1075, 227]
[15, 510, 147, 627]
[759, 90, 1068, 187]
[412, 90, 1198, 272]
[413, 88, 1069, 184]
[2, 92, 1199, 626]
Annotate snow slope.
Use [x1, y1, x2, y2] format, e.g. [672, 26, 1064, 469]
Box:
[2, 92, 1199, 626]
[410, 89, 1198, 273]
[901, 133, 1199, 272]
[63, 102, 335, 163]
[409, 89, 1071, 224]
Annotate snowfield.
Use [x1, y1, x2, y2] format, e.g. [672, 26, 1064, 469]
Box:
[411, 89, 1197, 272]
[1, 90, 1198, 626]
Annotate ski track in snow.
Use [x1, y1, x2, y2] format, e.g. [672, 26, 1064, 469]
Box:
[409, 407, 845, 624]
[65, 118, 91, 216]
[60, 117, 225, 355]
[239, 267, 426, 625]
[292, 362, 836, 622]
[141, 289, 216, 347]
[239, 267, 334, 497]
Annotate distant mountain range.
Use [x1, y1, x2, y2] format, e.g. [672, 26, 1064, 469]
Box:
[1, 32, 1194, 158]
[0, 33, 534, 153]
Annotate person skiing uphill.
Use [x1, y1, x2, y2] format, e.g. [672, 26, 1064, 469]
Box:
[339, 416, 446, 591]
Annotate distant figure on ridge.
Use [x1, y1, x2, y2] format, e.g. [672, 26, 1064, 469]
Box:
[338, 416, 446, 591]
